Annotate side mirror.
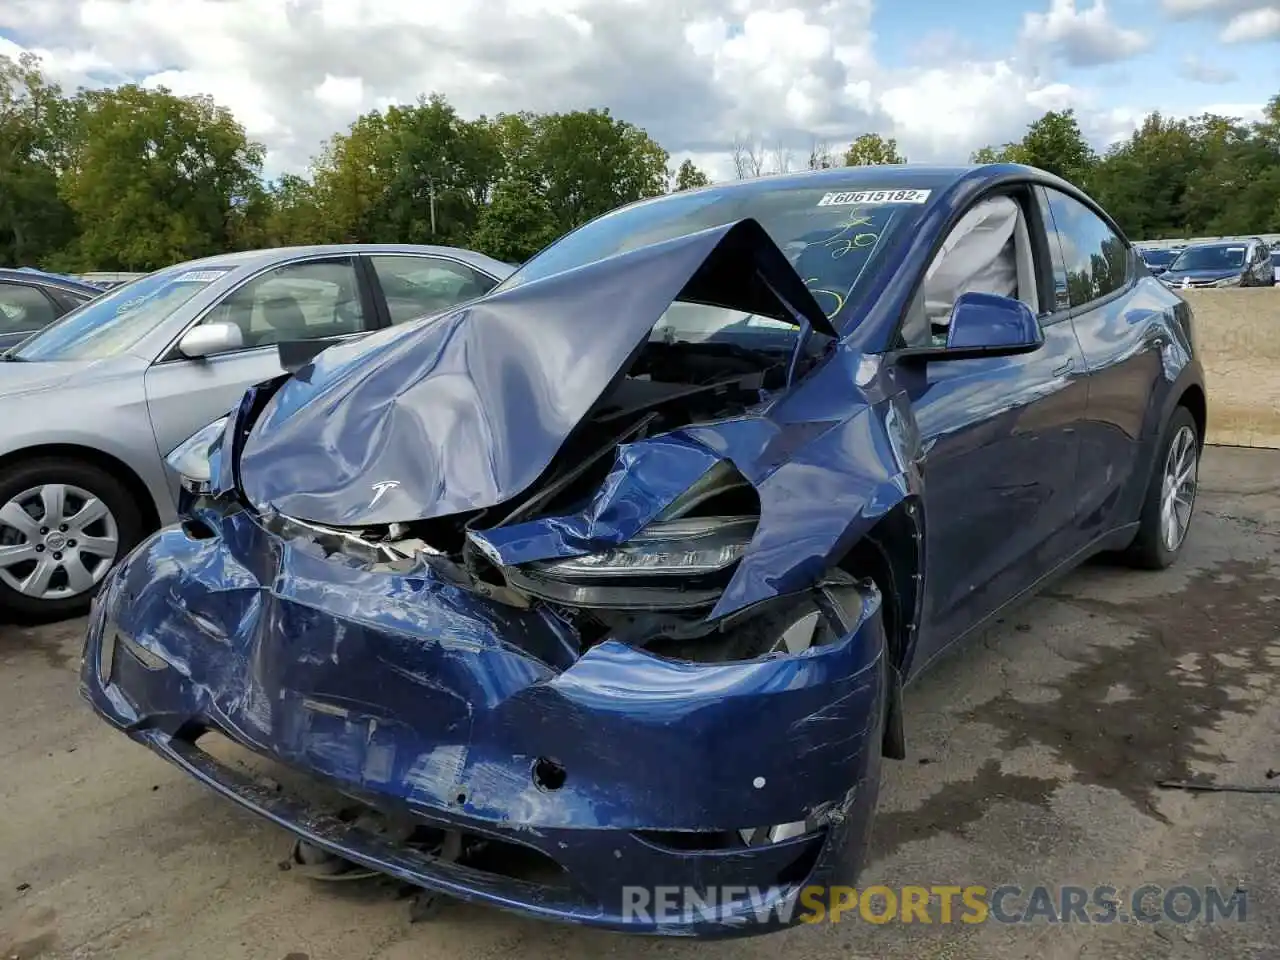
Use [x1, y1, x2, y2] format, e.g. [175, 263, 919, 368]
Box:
[946, 292, 1044, 353]
[178, 322, 243, 359]
[900, 292, 1044, 363]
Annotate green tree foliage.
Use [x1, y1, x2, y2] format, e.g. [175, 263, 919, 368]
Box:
[59, 84, 264, 270]
[3, 50, 1279, 272]
[471, 178, 562, 263]
[971, 110, 1095, 183]
[843, 133, 906, 166]
[674, 158, 710, 191]
[0, 53, 76, 266]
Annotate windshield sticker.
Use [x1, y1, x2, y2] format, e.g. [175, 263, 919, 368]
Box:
[817, 189, 931, 207]
[1226, 247, 1244, 254]
[176, 269, 231, 283]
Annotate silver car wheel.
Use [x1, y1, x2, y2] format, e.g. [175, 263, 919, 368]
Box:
[0, 484, 120, 600]
[1159, 425, 1197, 553]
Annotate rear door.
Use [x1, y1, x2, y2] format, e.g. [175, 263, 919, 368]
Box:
[1036, 185, 1163, 542]
[142, 256, 381, 474]
[0, 281, 61, 350]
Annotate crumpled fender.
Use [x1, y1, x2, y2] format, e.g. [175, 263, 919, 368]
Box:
[232, 219, 834, 529]
[472, 347, 917, 622]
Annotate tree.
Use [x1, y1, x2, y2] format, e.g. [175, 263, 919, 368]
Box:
[1088, 113, 1202, 239]
[377, 95, 505, 245]
[59, 85, 264, 270]
[731, 134, 767, 178]
[674, 158, 710, 191]
[843, 133, 906, 166]
[522, 108, 669, 232]
[0, 53, 75, 267]
[1015, 109, 1095, 185]
[470, 178, 562, 263]
[970, 144, 1027, 164]
[808, 138, 835, 170]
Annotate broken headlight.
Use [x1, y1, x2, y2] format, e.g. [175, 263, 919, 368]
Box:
[506, 515, 757, 610]
[531, 517, 755, 578]
[165, 415, 228, 495]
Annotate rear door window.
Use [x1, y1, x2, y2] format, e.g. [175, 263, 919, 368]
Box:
[369, 255, 498, 325]
[1040, 188, 1130, 308]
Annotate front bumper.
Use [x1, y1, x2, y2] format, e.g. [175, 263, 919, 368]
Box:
[79, 509, 887, 936]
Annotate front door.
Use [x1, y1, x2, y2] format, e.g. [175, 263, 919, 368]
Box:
[901, 187, 1089, 670]
[142, 256, 377, 501]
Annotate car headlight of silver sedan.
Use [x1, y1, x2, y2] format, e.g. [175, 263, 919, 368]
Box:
[165, 415, 229, 494]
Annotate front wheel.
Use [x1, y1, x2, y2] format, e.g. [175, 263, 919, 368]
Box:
[1123, 406, 1199, 570]
[0, 459, 144, 623]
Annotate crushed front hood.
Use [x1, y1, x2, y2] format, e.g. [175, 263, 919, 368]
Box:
[236, 218, 834, 528]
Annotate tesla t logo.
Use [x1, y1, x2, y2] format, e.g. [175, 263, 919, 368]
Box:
[369, 480, 399, 509]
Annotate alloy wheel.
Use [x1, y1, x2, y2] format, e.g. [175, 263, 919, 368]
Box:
[0, 484, 120, 600]
[1159, 425, 1197, 553]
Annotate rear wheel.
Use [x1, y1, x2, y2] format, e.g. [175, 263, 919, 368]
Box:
[1123, 406, 1199, 570]
[0, 458, 144, 623]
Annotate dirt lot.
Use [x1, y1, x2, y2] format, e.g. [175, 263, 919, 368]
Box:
[3, 445, 1280, 960]
[1184, 289, 1280, 449]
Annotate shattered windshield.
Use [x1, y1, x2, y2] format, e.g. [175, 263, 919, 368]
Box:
[495, 183, 934, 337]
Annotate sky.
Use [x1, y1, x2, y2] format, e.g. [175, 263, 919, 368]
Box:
[1, 0, 1278, 182]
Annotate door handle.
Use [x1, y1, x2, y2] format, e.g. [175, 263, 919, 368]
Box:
[1053, 358, 1074, 377]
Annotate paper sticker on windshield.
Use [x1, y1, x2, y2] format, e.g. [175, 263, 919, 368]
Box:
[176, 269, 230, 283]
[1226, 247, 1244, 254]
[817, 189, 931, 207]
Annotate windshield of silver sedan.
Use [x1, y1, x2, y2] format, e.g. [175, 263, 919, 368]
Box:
[10, 265, 233, 361]
[495, 183, 933, 337]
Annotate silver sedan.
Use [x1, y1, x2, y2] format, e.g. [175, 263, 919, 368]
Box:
[0, 243, 513, 621]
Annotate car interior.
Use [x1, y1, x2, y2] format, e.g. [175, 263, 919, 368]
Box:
[203, 262, 366, 349]
[899, 194, 1037, 348]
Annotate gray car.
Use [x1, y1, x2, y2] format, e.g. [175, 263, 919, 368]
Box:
[0, 243, 513, 621]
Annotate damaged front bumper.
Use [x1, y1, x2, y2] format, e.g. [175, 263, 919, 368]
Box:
[79, 505, 887, 936]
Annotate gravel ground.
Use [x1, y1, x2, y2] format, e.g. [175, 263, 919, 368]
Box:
[2, 445, 1279, 960]
[1182, 288, 1280, 448]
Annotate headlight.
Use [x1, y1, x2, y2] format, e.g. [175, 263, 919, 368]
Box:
[504, 515, 757, 610]
[530, 517, 756, 579]
[1212, 276, 1241, 287]
[165, 415, 228, 494]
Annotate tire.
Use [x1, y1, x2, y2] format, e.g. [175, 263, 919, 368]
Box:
[1122, 405, 1199, 571]
[0, 458, 145, 623]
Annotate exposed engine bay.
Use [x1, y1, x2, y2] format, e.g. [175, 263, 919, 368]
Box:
[245, 328, 833, 667]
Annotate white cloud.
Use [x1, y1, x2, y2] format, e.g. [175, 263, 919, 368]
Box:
[1220, 5, 1280, 40]
[1161, 0, 1280, 42]
[0, 0, 1265, 183]
[1020, 0, 1149, 66]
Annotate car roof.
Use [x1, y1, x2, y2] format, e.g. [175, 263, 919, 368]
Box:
[166, 243, 514, 279]
[664, 164, 979, 202]
[0, 268, 103, 294]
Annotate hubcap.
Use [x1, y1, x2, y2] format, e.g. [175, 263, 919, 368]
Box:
[0, 483, 120, 600]
[1159, 425, 1198, 553]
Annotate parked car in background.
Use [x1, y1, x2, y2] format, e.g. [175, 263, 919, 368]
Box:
[0, 243, 512, 620]
[81, 164, 1206, 935]
[77, 271, 148, 289]
[1139, 247, 1176, 274]
[1271, 250, 1279, 285]
[1159, 238, 1274, 288]
[0, 268, 104, 350]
